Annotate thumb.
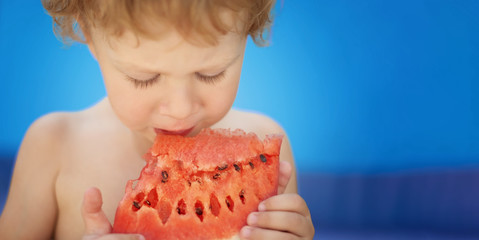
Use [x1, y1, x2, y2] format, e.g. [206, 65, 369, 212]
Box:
[277, 160, 292, 194]
[82, 187, 113, 235]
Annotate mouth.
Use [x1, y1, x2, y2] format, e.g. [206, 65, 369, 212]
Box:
[154, 127, 195, 137]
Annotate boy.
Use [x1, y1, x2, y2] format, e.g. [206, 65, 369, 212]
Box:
[0, 0, 315, 239]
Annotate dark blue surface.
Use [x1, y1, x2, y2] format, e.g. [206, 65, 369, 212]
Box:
[0, 154, 14, 215]
[299, 170, 479, 237]
[2, 156, 478, 239]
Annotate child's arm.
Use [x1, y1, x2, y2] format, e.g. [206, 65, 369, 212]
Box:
[240, 161, 315, 239]
[0, 115, 63, 239]
[240, 133, 315, 239]
[278, 136, 299, 194]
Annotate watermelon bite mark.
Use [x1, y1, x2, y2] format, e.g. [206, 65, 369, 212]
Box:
[113, 128, 283, 240]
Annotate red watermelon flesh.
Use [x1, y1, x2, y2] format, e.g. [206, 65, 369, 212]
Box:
[113, 128, 283, 240]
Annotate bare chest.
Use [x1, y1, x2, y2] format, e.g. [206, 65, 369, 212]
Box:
[53, 140, 146, 239]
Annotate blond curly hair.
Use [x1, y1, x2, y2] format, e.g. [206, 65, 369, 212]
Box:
[42, 0, 276, 46]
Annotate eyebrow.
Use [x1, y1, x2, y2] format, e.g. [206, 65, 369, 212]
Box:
[114, 54, 241, 75]
[198, 54, 241, 72]
[112, 60, 156, 75]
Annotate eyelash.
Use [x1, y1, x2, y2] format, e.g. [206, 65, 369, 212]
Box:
[126, 75, 160, 89]
[195, 71, 225, 84]
[126, 71, 225, 89]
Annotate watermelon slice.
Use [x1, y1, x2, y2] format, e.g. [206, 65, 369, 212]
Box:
[113, 128, 283, 240]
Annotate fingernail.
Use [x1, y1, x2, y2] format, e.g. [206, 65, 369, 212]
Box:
[137, 235, 145, 240]
[247, 212, 258, 225]
[240, 226, 252, 239]
[258, 202, 266, 211]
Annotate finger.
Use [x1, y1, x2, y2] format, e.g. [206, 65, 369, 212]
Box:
[259, 193, 311, 217]
[83, 233, 145, 240]
[82, 187, 112, 235]
[93, 234, 145, 240]
[247, 211, 314, 238]
[277, 160, 292, 194]
[240, 226, 299, 240]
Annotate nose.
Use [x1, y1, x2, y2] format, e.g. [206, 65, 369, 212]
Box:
[159, 85, 197, 120]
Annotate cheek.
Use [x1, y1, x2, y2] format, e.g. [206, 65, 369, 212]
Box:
[113, 100, 151, 130]
[102, 70, 155, 130]
[205, 73, 240, 117]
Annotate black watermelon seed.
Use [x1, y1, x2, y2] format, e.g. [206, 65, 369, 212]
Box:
[260, 154, 267, 163]
[249, 162, 255, 169]
[195, 201, 205, 222]
[233, 164, 241, 171]
[218, 164, 228, 170]
[146, 200, 151, 206]
[225, 196, 234, 212]
[239, 189, 246, 204]
[162, 171, 168, 179]
[133, 201, 141, 209]
[213, 173, 220, 179]
[195, 207, 203, 215]
[177, 199, 187, 215]
[161, 171, 168, 183]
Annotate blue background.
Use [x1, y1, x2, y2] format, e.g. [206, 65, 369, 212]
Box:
[1, 0, 478, 173]
[1, 1, 479, 238]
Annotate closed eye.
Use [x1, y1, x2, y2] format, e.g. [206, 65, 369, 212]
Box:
[125, 74, 160, 89]
[195, 71, 225, 84]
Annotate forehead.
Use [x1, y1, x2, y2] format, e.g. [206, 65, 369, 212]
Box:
[92, 27, 246, 73]
[89, 6, 247, 72]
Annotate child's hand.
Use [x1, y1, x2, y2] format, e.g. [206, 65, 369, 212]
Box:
[239, 161, 315, 240]
[240, 193, 315, 240]
[82, 188, 145, 240]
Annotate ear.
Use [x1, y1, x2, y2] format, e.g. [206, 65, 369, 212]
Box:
[76, 16, 98, 61]
[86, 40, 98, 61]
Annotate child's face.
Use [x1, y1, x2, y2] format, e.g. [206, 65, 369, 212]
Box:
[88, 26, 247, 142]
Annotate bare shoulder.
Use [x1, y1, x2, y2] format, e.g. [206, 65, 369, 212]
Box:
[21, 112, 73, 155]
[217, 109, 286, 138]
[13, 110, 83, 181]
[216, 109, 298, 193]
[20, 98, 121, 158]
[0, 111, 77, 238]
[18, 103, 103, 161]
[0, 99, 114, 239]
